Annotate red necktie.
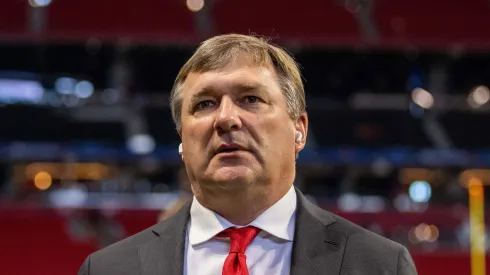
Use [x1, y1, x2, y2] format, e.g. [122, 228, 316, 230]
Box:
[217, 226, 261, 275]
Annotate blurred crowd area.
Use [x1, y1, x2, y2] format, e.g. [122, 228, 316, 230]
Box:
[1, 0, 490, 274]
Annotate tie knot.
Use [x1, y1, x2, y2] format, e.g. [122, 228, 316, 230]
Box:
[217, 226, 261, 253]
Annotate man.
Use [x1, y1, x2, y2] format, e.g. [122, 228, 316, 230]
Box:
[78, 34, 417, 275]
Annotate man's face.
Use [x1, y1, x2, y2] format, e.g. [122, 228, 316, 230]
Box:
[180, 53, 307, 191]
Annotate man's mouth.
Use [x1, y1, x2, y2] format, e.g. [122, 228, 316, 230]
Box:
[218, 148, 239, 153]
[215, 144, 246, 155]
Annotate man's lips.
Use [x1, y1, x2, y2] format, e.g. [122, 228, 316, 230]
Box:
[214, 143, 248, 155]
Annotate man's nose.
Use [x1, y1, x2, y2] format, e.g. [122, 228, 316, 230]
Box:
[213, 97, 242, 132]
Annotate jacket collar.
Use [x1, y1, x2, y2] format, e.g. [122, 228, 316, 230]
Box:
[138, 187, 346, 275]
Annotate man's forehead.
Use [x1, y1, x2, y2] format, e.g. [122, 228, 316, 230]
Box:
[183, 64, 275, 94]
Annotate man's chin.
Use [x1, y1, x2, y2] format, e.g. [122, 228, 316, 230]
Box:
[209, 166, 254, 186]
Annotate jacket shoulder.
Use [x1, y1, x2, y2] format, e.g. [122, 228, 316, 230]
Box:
[329, 212, 413, 273]
[332, 212, 403, 248]
[81, 223, 161, 274]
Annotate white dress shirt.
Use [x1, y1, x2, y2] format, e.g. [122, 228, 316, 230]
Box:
[184, 185, 297, 275]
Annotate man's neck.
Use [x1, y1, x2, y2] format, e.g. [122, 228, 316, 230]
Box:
[195, 184, 292, 226]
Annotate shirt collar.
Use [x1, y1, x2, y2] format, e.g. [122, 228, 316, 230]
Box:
[188, 185, 297, 246]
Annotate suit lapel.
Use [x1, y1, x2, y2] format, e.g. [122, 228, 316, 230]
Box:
[137, 189, 346, 275]
[138, 200, 191, 275]
[290, 190, 347, 275]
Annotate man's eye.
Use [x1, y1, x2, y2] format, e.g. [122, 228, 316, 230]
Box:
[195, 100, 214, 110]
[244, 96, 260, 104]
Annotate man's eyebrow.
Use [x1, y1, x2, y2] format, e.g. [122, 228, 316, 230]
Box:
[189, 87, 214, 106]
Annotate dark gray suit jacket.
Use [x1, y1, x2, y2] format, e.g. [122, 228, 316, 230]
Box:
[78, 190, 418, 275]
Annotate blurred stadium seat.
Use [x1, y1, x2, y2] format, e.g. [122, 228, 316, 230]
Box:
[212, 0, 359, 41]
[46, 0, 195, 39]
[0, 105, 125, 144]
[373, 0, 490, 44]
[0, 0, 27, 35]
[309, 110, 431, 147]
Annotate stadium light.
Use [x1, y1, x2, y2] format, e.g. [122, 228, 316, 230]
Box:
[409, 180, 432, 203]
[55, 77, 77, 95]
[28, 0, 51, 8]
[74, 80, 95, 99]
[127, 134, 156, 155]
[186, 0, 205, 12]
[468, 85, 490, 109]
[411, 88, 434, 109]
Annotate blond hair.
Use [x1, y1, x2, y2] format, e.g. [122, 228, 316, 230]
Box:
[170, 34, 306, 132]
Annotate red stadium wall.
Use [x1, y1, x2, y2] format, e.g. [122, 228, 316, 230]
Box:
[1, 0, 490, 47]
[0, 208, 487, 275]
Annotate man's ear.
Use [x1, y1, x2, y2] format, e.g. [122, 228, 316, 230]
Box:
[294, 112, 308, 155]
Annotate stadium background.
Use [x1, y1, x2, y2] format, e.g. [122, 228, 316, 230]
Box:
[1, 0, 490, 274]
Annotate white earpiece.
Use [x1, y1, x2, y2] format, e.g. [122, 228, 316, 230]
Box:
[178, 143, 183, 155]
[295, 131, 303, 143]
